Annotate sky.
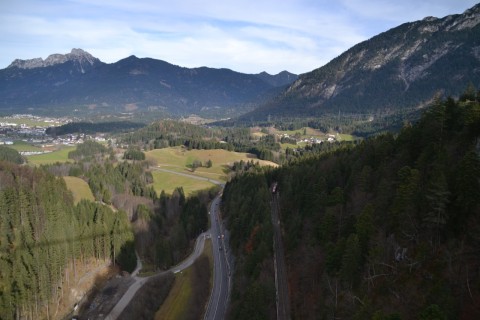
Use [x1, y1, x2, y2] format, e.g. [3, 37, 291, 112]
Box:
[1, 0, 478, 74]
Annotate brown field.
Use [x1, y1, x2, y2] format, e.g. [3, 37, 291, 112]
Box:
[63, 176, 95, 204]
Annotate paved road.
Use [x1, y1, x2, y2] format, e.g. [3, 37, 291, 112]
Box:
[204, 193, 233, 320]
[271, 192, 291, 320]
[104, 232, 208, 320]
[96, 167, 230, 320]
[152, 166, 225, 186]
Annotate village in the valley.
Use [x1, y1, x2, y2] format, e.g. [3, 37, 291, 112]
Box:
[0, 114, 106, 155]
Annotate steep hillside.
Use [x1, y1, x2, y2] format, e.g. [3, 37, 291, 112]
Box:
[222, 91, 480, 319]
[243, 4, 480, 120]
[0, 162, 134, 319]
[0, 50, 296, 117]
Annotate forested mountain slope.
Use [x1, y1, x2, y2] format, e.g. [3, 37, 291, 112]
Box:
[0, 49, 296, 117]
[0, 162, 134, 319]
[222, 90, 480, 319]
[242, 4, 480, 121]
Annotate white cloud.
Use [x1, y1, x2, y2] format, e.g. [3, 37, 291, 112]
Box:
[0, 0, 478, 73]
[339, 0, 479, 23]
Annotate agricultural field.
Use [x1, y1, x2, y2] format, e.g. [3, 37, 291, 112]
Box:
[272, 126, 324, 137]
[336, 133, 356, 141]
[0, 116, 65, 127]
[150, 170, 216, 196]
[26, 146, 75, 165]
[145, 147, 277, 181]
[8, 140, 43, 152]
[63, 176, 95, 204]
[146, 147, 277, 194]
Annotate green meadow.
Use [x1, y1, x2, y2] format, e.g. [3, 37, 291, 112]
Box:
[63, 176, 95, 204]
[146, 147, 277, 195]
[150, 170, 216, 196]
[26, 146, 75, 165]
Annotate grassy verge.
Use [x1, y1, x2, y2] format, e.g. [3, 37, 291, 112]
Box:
[204, 239, 214, 291]
[63, 176, 95, 204]
[26, 146, 75, 165]
[118, 273, 175, 320]
[155, 239, 213, 320]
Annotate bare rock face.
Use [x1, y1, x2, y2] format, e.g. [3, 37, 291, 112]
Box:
[8, 48, 100, 72]
[244, 3, 480, 119]
[8, 57, 45, 69]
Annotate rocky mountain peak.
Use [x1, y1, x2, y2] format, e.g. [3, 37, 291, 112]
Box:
[7, 48, 101, 71]
[464, 3, 480, 15]
[242, 3, 480, 121]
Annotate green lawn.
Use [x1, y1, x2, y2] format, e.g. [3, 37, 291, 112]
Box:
[63, 176, 95, 204]
[26, 146, 75, 165]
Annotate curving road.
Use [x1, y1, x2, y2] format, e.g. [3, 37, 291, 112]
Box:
[96, 168, 230, 320]
[204, 193, 233, 320]
[104, 232, 208, 320]
[153, 166, 232, 319]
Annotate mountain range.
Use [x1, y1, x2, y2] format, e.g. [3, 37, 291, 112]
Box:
[241, 3, 480, 120]
[1, 4, 480, 120]
[0, 49, 297, 117]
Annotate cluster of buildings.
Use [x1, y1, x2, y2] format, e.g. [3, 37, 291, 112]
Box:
[278, 132, 337, 145]
[0, 114, 106, 151]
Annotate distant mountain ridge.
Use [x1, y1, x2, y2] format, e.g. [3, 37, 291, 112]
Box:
[0, 50, 297, 117]
[242, 3, 480, 120]
[7, 48, 100, 71]
[254, 71, 298, 87]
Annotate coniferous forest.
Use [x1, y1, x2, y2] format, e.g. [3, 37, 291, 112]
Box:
[0, 162, 134, 319]
[0, 136, 214, 319]
[1, 88, 479, 319]
[221, 92, 480, 319]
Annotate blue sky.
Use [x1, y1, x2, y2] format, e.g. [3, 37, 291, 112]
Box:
[1, 0, 478, 74]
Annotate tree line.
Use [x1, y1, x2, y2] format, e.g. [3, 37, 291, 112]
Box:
[222, 171, 276, 319]
[120, 119, 282, 162]
[0, 145, 24, 164]
[44, 139, 214, 274]
[45, 121, 145, 136]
